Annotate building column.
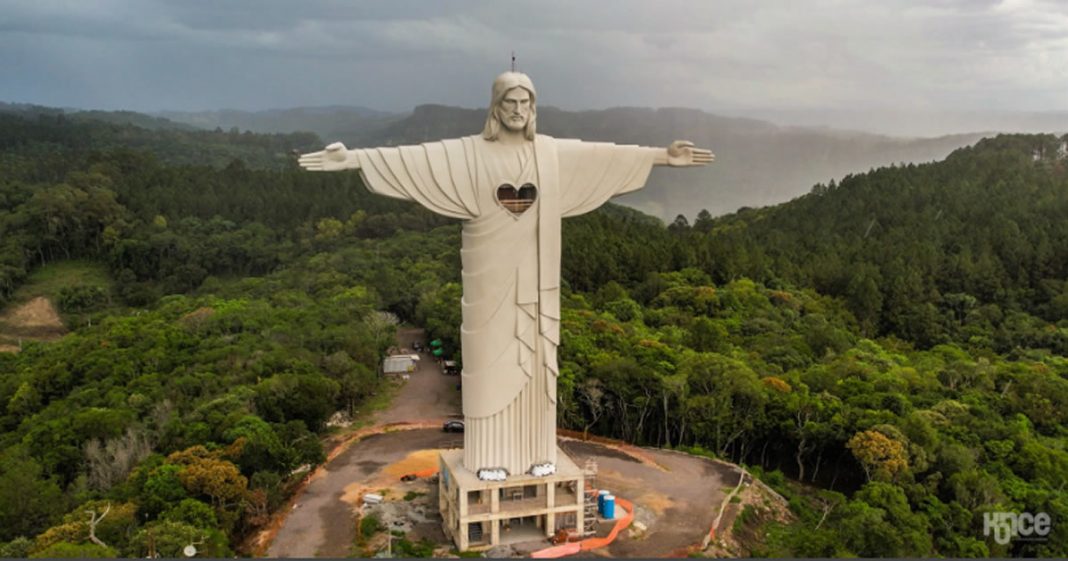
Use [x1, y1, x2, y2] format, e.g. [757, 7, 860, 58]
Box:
[490, 519, 500, 546]
[491, 487, 500, 514]
[438, 468, 447, 526]
[575, 477, 585, 536]
[545, 483, 556, 536]
[458, 489, 469, 551]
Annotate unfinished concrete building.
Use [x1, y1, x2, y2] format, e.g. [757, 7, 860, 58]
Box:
[438, 449, 585, 551]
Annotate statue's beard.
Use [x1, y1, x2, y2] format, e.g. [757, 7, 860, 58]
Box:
[504, 117, 526, 131]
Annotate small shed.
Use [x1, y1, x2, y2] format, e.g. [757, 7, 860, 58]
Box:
[383, 355, 416, 375]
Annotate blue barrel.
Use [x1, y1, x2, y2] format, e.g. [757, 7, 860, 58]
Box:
[597, 490, 609, 511]
[602, 495, 616, 519]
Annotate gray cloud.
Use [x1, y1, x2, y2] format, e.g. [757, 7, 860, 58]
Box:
[1, 0, 1065, 133]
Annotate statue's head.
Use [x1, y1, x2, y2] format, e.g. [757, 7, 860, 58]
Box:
[482, 72, 537, 141]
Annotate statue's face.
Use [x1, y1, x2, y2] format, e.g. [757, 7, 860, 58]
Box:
[496, 87, 532, 132]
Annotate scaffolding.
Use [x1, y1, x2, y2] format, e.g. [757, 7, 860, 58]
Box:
[582, 458, 599, 536]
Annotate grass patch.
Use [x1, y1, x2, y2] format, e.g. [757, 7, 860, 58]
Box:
[675, 444, 718, 461]
[393, 537, 434, 558]
[351, 513, 383, 558]
[1, 260, 118, 337]
[336, 377, 402, 434]
[359, 513, 383, 539]
[403, 491, 425, 501]
[11, 260, 113, 304]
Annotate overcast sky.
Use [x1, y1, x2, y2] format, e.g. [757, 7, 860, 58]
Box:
[2, 0, 1067, 135]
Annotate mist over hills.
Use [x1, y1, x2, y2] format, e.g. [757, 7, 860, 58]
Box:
[159, 104, 987, 221]
[157, 106, 397, 138]
[739, 108, 1068, 138]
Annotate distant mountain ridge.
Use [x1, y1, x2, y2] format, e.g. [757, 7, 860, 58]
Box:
[157, 106, 399, 139]
[158, 103, 988, 221]
[0, 101, 199, 132]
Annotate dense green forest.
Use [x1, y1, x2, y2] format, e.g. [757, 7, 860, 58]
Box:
[0, 108, 1066, 557]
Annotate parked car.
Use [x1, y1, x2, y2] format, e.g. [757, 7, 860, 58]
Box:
[442, 420, 465, 433]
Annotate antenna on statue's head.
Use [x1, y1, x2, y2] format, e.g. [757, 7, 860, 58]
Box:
[511, 51, 517, 72]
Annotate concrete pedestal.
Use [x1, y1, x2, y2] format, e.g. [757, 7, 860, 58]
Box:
[438, 447, 585, 552]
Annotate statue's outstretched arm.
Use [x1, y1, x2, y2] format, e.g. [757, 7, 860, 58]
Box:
[653, 140, 715, 167]
[298, 142, 360, 171]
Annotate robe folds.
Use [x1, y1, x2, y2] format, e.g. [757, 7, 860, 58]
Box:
[353, 134, 657, 474]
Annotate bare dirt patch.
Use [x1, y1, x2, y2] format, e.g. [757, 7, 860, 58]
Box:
[0, 297, 68, 351]
[382, 449, 440, 480]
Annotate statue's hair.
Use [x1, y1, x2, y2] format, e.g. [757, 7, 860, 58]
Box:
[482, 72, 537, 141]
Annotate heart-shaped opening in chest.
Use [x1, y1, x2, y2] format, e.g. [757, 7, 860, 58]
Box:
[496, 183, 538, 215]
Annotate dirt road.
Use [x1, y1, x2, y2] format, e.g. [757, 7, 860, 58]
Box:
[268, 429, 454, 557]
[375, 327, 461, 425]
[266, 327, 740, 557]
[267, 327, 460, 557]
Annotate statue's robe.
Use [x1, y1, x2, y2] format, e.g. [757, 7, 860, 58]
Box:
[352, 134, 657, 475]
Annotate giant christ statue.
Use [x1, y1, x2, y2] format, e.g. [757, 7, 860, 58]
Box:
[300, 72, 712, 478]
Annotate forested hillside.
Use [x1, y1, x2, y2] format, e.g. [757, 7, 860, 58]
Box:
[0, 106, 319, 172]
[0, 108, 1065, 557]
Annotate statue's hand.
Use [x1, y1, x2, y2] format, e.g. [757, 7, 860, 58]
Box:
[666, 140, 714, 167]
[298, 142, 355, 171]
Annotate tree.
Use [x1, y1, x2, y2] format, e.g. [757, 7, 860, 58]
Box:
[32, 501, 138, 556]
[853, 482, 932, 555]
[668, 214, 690, 232]
[680, 353, 765, 457]
[222, 415, 285, 475]
[137, 464, 189, 519]
[127, 520, 230, 558]
[29, 541, 116, 558]
[577, 378, 605, 439]
[847, 429, 909, 482]
[845, 271, 883, 336]
[167, 447, 248, 510]
[788, 389, 841, 482]
[688, 316, 727, 352]
[253, 373, 340, 432]
[0, 447, 65, 541]
[161, 499, 217, 530]
[835, 499, 902, 557]
[693, 209, 714, 233]
[84, 427, 152, 491]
